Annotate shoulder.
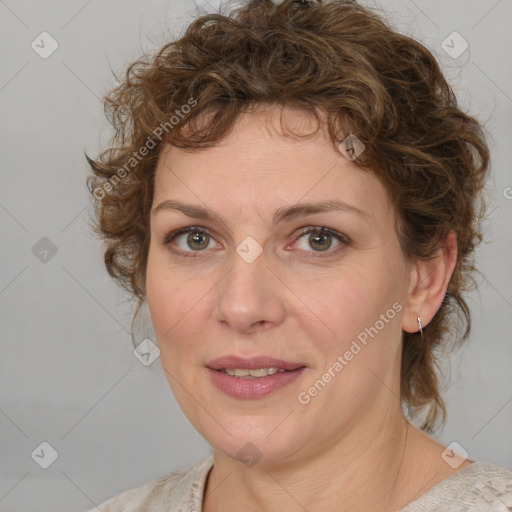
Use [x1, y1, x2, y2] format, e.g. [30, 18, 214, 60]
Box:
[85, 456, 213, 512]
[400, 461, 512, 511]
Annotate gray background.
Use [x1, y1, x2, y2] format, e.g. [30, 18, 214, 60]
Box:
[0, 0, 511, 510]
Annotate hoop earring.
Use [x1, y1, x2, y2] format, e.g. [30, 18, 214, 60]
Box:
[417, 316, 423, 338]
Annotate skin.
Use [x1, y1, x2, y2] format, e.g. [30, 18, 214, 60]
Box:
[145, 106, 471, 512]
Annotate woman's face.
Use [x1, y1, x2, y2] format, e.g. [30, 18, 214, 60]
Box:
[146, 107, 414, 465]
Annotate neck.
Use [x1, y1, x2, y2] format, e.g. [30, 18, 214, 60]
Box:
[203, 406, 415, 512]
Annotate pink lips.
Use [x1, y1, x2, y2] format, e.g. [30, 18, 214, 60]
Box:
[206, 355, 307, 399]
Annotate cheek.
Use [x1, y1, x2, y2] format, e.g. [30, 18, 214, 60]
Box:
[314, 274, 368, 336]
[145, 257, 208, 357]
[305, 260, 404, 364]
[296, 270, 405, 414]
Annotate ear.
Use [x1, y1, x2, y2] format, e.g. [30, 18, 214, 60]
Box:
[402, 230, 458, 334]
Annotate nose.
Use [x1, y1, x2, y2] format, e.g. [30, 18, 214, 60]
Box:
[213, 246, 287, 334]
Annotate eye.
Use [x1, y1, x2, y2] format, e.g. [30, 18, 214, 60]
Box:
[164, 227, 218, 257]
[293, 226, 347, 254]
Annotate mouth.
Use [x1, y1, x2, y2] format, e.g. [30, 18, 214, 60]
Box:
[206, 356, 307, 399]
[218, 367, 290, 378]
[207, 355, 305, 372]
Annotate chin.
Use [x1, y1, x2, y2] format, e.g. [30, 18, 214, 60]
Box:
[203, 414, 307, 467]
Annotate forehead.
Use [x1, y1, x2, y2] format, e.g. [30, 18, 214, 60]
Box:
[152, 107, 391, 225]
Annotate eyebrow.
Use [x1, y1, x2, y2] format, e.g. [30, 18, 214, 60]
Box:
[151, 199, 370, 226]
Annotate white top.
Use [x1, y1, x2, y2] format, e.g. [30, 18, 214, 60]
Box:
[87, 457, 512, 511]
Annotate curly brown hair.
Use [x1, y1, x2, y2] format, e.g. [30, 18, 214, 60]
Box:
[87, 0, 490, 432]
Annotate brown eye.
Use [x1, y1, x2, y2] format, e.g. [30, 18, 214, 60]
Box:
[294, 226, 346, 254]
[186, 230, 210, 250]
[307, 230, 332, 251]
[164, 227, 216, 254]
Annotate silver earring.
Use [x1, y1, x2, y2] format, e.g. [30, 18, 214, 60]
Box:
[417, 316, 423, 336]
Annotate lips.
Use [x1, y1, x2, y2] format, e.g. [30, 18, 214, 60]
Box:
[206, 355, 305, 371]
[206, 355, 307, 399]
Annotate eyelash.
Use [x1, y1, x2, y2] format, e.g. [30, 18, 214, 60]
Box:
[163, 225, 349, 259]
